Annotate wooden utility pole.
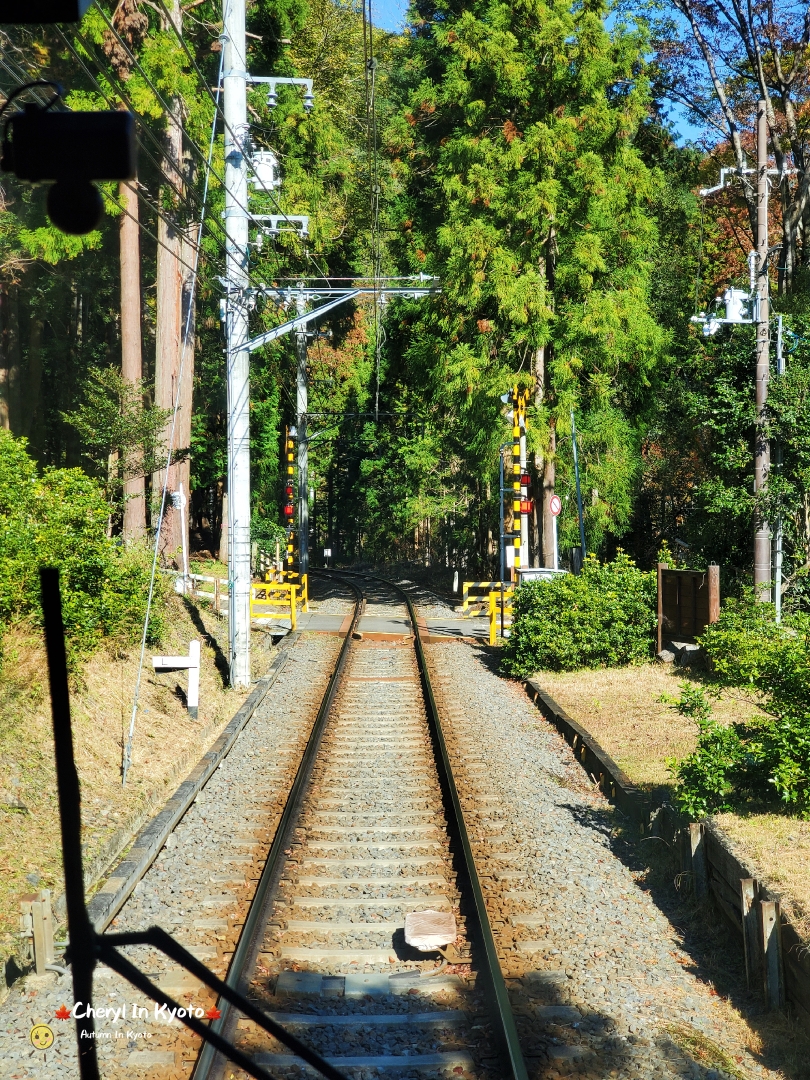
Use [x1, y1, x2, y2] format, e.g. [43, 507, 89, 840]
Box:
[120, 180, 146, 540]
[754, 99, 771, 600]
[153, 0, 192, 565]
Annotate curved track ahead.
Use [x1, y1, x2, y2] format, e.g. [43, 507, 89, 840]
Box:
[193, 571, 527, 1080]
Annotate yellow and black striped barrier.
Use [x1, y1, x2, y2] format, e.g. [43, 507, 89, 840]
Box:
[461, 580, 504, 616]
[250, 582, 300, 631]
[488, 587, 515, 646]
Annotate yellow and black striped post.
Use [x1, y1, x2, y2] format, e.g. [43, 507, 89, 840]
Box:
[511, 386, 522, 578]
[508, 385, 532, 581]
[284, 430, 296, 575]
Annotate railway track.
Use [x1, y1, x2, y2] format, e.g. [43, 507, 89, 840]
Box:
[191, 570, 527, 1080]
[2, 574, 526, 1079]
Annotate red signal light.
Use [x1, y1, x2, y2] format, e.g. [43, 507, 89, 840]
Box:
[285, 486, 293, 497]
[520, 499, 532, 514]
[520, 474, 530, 486]
[283, 504, 294, 517]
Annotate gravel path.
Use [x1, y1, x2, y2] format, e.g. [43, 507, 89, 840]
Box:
[425, 640, 781, 1080]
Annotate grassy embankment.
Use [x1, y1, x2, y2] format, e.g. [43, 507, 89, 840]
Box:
[0, 568, 270, 997]
[536, 664, 810, 937]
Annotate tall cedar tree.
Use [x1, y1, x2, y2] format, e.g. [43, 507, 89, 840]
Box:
[379, 0, 669, 566]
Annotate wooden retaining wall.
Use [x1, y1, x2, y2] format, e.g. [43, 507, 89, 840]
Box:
[523, 677, 810, 1022]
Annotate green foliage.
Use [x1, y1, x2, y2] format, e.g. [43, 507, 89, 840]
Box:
[61, 367, 171, 515]
[669, 598, 810, 817]
[667, 691, 744, 819]
[0, 432, 164, 658]
[500, 553, 657, 677]
[251, 513, 287, 555]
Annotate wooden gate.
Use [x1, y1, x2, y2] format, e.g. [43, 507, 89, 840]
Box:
[657, 564, 720, 653]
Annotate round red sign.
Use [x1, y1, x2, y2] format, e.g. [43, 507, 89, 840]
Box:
[549, 494, 562, 517]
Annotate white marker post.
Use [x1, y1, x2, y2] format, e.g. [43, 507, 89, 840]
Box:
[152, 640, 200, 718]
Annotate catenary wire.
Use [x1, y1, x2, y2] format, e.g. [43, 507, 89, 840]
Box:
[92, 3, 307, 278]
[142, 0, 319, 253]
[0, 46, 216, 280]
[60, 25, 247, 274]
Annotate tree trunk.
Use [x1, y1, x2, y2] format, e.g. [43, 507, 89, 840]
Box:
[0, 286, 8, 431]
[24, 312, 43, 452]
[6, 285, 21, 435]
[542, 421, 556, 568]
[170, 229, 196, 553]
[153, 0, 187, 565]
[120, 180, 147, 542]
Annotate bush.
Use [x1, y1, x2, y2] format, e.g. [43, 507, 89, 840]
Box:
[669, 598, 810, 817]
[665, 685, 746, 818]
[500, 553, 657, 677]
[0, 431, 164, 659]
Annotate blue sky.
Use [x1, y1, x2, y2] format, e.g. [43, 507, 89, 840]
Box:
[373, 0, 408, 31]
[369, 0, 708, 145]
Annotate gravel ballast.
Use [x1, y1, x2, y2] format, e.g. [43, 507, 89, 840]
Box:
[425, 638, 782, 1080]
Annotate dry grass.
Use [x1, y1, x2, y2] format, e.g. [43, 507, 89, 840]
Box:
[0, 592, 272, 987]
[536, 663, 761, 792]
[714, 813, 810, 937]
[661, 1020, 750, 1080]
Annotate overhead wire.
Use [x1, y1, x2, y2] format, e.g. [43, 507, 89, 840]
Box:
[153, 0, 323, 244]
[0, 40, 221, 279]
[94, 2, 312, 281]
[59, 25, 247, 275]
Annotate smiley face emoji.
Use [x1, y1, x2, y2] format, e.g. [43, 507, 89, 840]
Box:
[30, 1023, 54, 1049]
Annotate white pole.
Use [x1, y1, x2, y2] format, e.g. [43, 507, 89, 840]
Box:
[552, 513, 558, 571]
[223, 0, 251, 686]
[178, 482, 189, 583]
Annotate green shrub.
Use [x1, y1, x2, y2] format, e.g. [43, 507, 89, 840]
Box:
[500, 553, 657, 677]
[0, 431, 163, 658]
[669, 598, 810, 817]
[665, 685, 746, 818]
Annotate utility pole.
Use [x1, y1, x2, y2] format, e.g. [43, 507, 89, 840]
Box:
[571, 410, 586, 567]
[223, 1, 252, 687]
[754, 99, 771, 601]
[296, 287, 309, 580]
[775, 315, 784, 622]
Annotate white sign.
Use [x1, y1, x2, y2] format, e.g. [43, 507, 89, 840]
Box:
[549, 494, 562, 517]
[152, 641, 200, 718]
[323, 548, 332, 557]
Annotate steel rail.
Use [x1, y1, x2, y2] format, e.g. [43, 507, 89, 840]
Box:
[193, 576, 364, 1080]
[40, 568, 356, 1080]
[327, 569, 530, 1080]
